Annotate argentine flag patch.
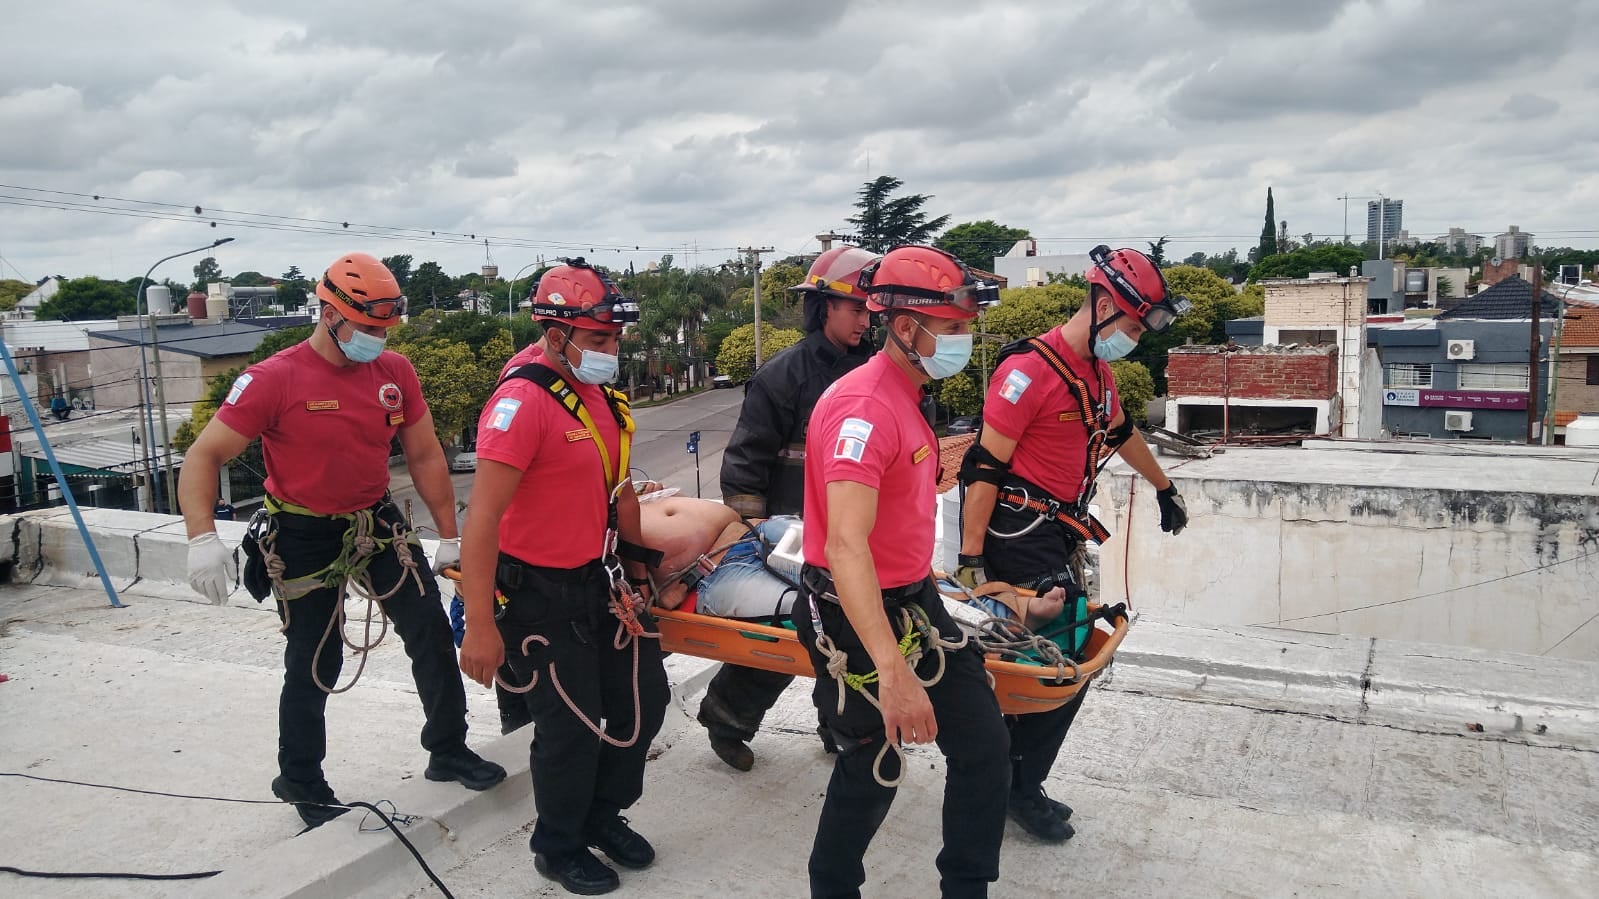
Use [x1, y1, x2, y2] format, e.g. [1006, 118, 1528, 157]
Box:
[225, 373, 253, 405]
[833, 417, 874, 463]
[999, 370, 1032, 404]
[488, 397, 522, 431]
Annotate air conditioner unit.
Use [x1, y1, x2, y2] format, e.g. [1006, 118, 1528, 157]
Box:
[1444, 410, 1474, 432]
[1446, 339, 1475, 360]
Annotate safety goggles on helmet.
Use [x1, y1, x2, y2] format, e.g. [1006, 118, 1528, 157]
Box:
[860, 265, 1001, 315]
[531, 258, 641, 325]
[322, 275, 407, 322]
[1088, 244, 1191, 333]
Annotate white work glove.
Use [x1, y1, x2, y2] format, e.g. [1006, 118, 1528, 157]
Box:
[433, 537, 461, 573]
[187, 532, 237, 605]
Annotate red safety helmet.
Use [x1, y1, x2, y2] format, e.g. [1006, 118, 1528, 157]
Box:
[316, 253, 406, 328]
[530, 258, 640, 331]
[792, 246, 878, 302]
[861, 245, 997, 320]
[1085, 245, 1191, 333]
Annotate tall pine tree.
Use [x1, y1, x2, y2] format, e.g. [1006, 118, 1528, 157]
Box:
[1258, 188, 1278, 261]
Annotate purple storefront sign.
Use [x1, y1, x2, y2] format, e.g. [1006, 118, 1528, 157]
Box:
[1418, 390, 1528, 410]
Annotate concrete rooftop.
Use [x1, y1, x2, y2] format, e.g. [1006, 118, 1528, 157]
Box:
[1, 510, 1597, 898]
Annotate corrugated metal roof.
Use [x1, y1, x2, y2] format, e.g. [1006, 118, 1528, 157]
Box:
[22, 438, 182, 473]
[85, 321, 277, 359]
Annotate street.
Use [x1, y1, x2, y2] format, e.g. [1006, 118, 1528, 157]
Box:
[389, 386, 745, 536]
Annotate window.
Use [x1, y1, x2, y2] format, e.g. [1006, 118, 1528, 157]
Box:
[1386, 363, 1433, 388]
[1456, 363, 1529, 392]
[1588, 356, 1599, 387]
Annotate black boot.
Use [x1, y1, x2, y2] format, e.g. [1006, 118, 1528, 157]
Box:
[1009, 791, 1075, 843]
[271, 775, 349, 828]
[586, 815, 655, 869]
[698, 692, 755, 772]
[534, 849, 620, 895]
[425, 746, 508, 790]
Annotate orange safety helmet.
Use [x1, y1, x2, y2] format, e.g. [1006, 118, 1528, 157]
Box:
[530, 258, 640, 332]
[861, 245, 997, 320]
[1085, 245, 1191, 333]
[316, 252, 406, 328]
[794, 246, 878, 332]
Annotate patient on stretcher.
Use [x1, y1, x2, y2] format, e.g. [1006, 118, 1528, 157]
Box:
[638, 492, 1066, 628]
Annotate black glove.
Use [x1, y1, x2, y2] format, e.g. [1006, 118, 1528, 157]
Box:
[953, 554, 988, 591]
[1156, 484, 1188, 536]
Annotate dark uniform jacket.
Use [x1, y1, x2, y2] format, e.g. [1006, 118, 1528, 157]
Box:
[719, 330, 873, 517]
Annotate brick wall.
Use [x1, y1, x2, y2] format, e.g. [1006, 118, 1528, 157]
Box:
[1263, 279, 1368, 329]
[1167, 347, 1338, 400]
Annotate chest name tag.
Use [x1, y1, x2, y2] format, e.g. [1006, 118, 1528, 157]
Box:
[565, 428, 593, 443]
[305, 400, 340, 411]
[387, 412, 405, 427]
[912, 444, 931, 464]
[1058, 411, 1083, 423]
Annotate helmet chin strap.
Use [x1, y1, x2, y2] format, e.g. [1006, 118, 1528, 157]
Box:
[885, 317, 930, 376]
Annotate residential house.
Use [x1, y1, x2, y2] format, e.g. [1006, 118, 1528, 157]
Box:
[85, 315, 310, 411]
[989, 240, 1091, 287]
[1, 318, 115, 413]
[4, 276, 61, 321]
[1370, 277, 1556, 440]
[1551, 306, 1599, 443]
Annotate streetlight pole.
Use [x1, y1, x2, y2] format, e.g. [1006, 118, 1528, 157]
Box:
[505, 262, 540, 319]
[137, 237, 234, 513]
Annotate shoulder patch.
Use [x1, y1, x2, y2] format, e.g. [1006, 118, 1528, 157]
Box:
[225, 372, 253, 405]
[833, 417, 874, 463]
[999, 369, 1032, 404]
[488, 397, 522, 431]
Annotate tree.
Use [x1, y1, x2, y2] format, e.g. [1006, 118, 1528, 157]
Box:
[937, 371, 984, 417]
[981, 283, 1085, 342]
[275, 282, 309, 311]
[1146, 236, 1169, 267]
[1108, 360, 1155, 423]
[1258, 188, 1277, 263]
[715, 323, 803, 384]
[32, 277, 136, 321]
[0, 278, 36, 311]
[1247, 245, 1365, 282]
[847, 175, 952, 253]
[935, 221, 1031, 272]
[388, 338, 495, 443]
[231, 271, 270, 287]
[192, 256, 223, 291]
[408, 261, 454, 311]
[381, 254, 414, 288]
[1435, 275, 1455, 298]
[283, 265, 304, 282]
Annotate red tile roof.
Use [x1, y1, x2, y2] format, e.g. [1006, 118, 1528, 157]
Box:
[1562, 307, 1599, 348]
[937, 435, 975, 493]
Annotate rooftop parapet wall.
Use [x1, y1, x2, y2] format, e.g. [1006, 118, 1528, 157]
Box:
[1098, 444, 1599, 661]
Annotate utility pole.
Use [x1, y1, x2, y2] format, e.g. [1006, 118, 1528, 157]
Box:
[739, 246, 774, 369]
[1544, 283, 1569, 445]
[1528, 263, 1543, 444]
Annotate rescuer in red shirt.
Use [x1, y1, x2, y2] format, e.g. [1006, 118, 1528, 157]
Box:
[178, 252, 505, 829]
[793, 245, 1011, 899]
[457, 259, 668, 896]
[955, 245, 1190, 843]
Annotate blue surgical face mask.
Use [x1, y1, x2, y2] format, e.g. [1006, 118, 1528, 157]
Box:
[916, 323, 973, 379]
[1093, 327, 1138, 361]
[561, 337, 619, 385]
[334, 321, 386, 363]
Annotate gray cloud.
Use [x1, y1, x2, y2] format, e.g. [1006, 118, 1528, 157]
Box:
[1, 0, 1596, 283]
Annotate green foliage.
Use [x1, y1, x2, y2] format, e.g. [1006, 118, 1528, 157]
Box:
[381, 254, 413, 287]
[33, 277, 135, 321]
[192, 256, 223, 291]
[1258, 187, 1277, 263]
[1046, 271, 1089, 288]
[388, 337, 495, 443]
[937, 371, 984, 417]
[935, 220, 1031, 271]
[276, 282, 309, 310]
[1434, 275, 1455, 298]
[408, 261, 454, 310]
[848, 176, 952, 253]
[981, 283, 1085, 341]
[1248, 245, 1365, 282]
[231, 271, 270, 287]
[0, 278, 36, 311]
[1146, 236, 1169, 267]
[1108, 360, 1154, 423]
[715, 323, 803, 384]
[283, 265, 304, 281]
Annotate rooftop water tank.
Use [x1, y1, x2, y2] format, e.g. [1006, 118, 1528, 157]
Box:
[187, 291, 208, 319]
[205, 296, 228, 322]
[1567, 413, 1599, 448]
[146, 285, 172, 315]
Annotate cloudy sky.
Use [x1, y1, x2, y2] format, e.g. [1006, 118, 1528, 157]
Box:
[3, 0, 1596, 284]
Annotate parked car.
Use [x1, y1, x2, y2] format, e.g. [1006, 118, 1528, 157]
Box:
[712, 374, 737, 389]
[450, 451, 477, 472]
[947, 415, 981, 435]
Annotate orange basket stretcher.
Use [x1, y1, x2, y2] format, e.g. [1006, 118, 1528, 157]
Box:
[443, 569, 1130, 716]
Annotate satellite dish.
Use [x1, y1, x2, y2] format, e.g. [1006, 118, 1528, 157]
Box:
[1490, 257, 1502, 267]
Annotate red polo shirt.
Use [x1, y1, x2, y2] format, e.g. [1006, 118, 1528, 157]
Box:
[476, 360, 622, 568]
[214, 342, 425, 514]
[982, 325, 1119, 502]
[802, 352, 938, 589]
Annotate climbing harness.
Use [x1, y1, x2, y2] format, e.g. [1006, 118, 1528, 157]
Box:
[803, 572, 971, 788]
[250, 495, 425, 694]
